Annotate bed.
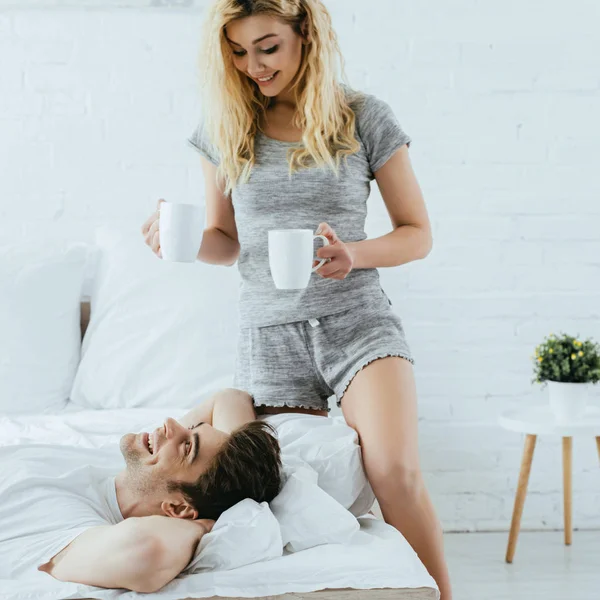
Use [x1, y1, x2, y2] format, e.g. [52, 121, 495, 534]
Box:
[0, 233, 439, 600]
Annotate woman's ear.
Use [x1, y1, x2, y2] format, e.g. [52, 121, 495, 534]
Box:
[301, 18, 310, 44]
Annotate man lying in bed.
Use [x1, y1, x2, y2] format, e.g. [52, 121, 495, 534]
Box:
[1, 389, 282, 593]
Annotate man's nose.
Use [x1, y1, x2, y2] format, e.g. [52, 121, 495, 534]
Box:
[164, 417, 186, 439]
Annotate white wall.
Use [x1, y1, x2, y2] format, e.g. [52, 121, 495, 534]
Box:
[1, 0, 599, 532]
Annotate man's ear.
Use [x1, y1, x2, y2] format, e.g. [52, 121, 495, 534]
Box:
[161, 499, 199, 520]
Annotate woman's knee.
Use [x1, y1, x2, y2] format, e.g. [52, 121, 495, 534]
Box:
[368, 459, 424, 505]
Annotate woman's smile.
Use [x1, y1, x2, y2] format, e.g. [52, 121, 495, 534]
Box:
[253, 71, 280, 86]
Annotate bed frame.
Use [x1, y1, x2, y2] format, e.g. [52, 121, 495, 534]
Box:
[79, 301, 437, 600]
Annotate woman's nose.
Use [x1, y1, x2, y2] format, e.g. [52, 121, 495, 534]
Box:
[247, 54, 264, 75]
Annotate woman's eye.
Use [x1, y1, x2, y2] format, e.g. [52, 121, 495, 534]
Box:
[232, 46, 278, 57]
[185, 441, 191, 455]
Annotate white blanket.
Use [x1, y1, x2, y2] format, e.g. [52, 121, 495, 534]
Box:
[0, 408, 438, 600]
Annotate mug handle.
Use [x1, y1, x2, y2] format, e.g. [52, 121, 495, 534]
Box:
[312, 234, 331, 272]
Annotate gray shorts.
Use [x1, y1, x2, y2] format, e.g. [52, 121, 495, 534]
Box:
[233, 293, 414, 413]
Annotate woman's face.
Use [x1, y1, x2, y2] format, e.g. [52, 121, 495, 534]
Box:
[225, 15, 306, 99]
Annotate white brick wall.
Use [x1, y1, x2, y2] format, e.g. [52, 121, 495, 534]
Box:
[1, 0, 599, 532]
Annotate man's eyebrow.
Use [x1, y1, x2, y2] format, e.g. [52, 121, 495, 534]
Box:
[191, 432, 200, 464]
[227, 33, 278, 47]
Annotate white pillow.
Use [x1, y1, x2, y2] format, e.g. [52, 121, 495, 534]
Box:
[260, 413, 376, 518]
[69, 225, 240, 409]
[188, 499, 282, 572]
[0, 241, 87, 415]
[270, 462, 359, 552]
[189, 465, 359, 570]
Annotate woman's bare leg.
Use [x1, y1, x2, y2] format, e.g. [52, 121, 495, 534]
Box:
[341, 357, 452, 600]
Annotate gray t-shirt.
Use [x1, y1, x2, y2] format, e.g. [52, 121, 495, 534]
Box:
[188, 88, 411, 328]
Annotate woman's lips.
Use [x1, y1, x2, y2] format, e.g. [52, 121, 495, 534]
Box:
[254, 71, 279, 86]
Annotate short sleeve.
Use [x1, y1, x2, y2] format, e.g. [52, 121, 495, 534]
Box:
[0, 447, 121, 580]
[356, 94, 411, 175]
[187, 121, 220, 166]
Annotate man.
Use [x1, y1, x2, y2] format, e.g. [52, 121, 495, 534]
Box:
[0, 389, 282, 593]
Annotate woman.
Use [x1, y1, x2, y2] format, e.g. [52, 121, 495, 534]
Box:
[141, 1, 451, 598]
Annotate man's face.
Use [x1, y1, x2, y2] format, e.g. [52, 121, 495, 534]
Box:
[119, 417, 229, 517]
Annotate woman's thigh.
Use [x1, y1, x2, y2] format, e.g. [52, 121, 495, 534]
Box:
[309, 296, 413, 411]
[340, 356, 420, 482]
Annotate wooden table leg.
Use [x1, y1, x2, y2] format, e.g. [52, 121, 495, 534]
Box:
[562, 436, 573, 546]
[506, 434, 536, 563]
[596, 437, 600, 463]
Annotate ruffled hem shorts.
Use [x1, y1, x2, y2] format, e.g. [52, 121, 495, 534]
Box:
[233, 293, 414, 413]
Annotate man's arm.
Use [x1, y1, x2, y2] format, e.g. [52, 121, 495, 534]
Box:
[41, 516, 212, 593]
[178, 388, 257, 434]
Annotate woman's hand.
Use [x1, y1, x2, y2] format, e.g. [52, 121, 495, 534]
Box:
[141, 198, 165, 258]
[313, 222, 354, 280]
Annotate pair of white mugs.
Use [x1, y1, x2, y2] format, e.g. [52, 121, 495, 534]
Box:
[159, 201, 330, 290]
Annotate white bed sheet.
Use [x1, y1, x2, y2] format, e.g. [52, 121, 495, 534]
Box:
[0, 407, 439, 600]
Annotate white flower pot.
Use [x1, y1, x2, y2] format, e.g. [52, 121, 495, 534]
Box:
[547, 381, 589, 423]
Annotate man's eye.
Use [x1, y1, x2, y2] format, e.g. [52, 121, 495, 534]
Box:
[185, 441, 191, 455]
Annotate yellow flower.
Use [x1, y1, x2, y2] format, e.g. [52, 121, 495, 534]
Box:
[578, 351, 583, 357]
[549, 348, 553, 353]
[538, 357, 543, 362]
[571, 353, 576, 360]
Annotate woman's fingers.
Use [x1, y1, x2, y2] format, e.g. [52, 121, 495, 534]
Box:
[143, 220, 160, 249]
[141, 199, 165, 235]
[316, 244, 336, 260]
[315, 261, 341, 278]
[313, 257, 332, 269]
[148, 219, 159, 239]
[141, 206, 163, 258]
[141, 212, 156, 236]
[151, 231, 160, 254]
[316, 222, 339, 244]
[142, 210, 161, 236]
[321, 268, 343, 279]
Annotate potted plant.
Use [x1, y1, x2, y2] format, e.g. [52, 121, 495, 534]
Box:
[532, 333, 600, 422]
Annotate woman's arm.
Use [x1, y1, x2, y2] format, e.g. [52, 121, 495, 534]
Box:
[198, 227, 240, 265]
[196, 157, 240, 266]
[346, 145, 432, 268]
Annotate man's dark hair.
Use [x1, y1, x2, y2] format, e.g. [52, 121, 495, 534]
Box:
[168, 420, 282, 520]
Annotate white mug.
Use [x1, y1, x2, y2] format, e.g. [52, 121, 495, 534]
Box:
[268, 229, 330, 290]
[159, 202, 204, 263]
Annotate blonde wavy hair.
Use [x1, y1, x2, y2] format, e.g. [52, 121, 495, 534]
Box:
[197, 0, 364, 196]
